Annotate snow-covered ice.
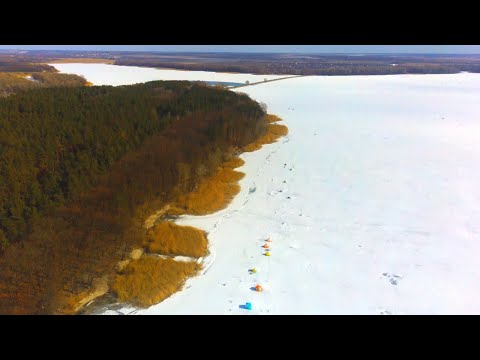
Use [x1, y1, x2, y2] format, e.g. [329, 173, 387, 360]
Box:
[53, 64, 480, 314]
[50, 63, 287, 86]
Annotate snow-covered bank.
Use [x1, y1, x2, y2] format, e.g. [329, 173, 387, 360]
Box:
[53, 63, 480, 314]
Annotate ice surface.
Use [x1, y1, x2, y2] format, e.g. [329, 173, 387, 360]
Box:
[50, 63, 286, 86]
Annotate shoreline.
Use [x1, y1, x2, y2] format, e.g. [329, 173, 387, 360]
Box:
[79, 116, 288, 315]
[46, 58, 115, 64]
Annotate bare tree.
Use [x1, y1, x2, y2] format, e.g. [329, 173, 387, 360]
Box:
[259, 102, 268, 113]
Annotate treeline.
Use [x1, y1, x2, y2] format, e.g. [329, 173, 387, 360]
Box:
[0, 72, 88, 97]
[115, 58, 480, 76]
[115, 58, 270, 74]
[0, 60, 55, 73]
[30, 72, 89, 87]
[0, 81, 267, 313]
[0, 73, 38, 97]
[456, 64, 480, 73]
[299, 63, 460, 76]
[0, 57, 87, 97]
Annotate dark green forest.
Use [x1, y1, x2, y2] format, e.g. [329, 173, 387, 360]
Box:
[0, 81, 267, 314]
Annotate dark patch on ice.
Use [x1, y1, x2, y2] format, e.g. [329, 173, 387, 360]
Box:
[378, 309, 392, 315]
[249, 186, 256, 194]
[250, 287, 257, 291]
[382, 272, 402, 285]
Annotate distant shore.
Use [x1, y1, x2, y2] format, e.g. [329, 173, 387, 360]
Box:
[47, 58, 115, 64]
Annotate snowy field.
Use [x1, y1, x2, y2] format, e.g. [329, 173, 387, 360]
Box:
[53, 64, 480, 314]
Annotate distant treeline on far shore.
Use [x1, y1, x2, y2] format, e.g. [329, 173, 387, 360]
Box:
[115, 58, 480, 76]
[3, 51, 480, 78]
[110, 52, 480, 76]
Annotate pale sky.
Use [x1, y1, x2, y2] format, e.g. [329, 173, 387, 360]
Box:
[0, 45, 479, 54]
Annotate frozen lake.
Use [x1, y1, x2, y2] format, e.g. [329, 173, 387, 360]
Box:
[50, 63, 286, 86]
[53, 64, 480, 314]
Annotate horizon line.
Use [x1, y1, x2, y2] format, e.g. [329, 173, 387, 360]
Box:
[1, 48, 480, 56]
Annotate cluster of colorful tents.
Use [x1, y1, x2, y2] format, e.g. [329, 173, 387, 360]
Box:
[244, 237, 271, 311]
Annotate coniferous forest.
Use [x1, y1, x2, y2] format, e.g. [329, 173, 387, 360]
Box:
[0, 81, 267, 314]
